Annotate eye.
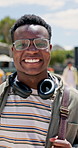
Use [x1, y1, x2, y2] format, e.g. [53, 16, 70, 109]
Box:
[35, 39, 49, 49]
[21, 43, 26, 48]
[15, 40, 29, 50]
[36, 42, 45, 48]
[16, 42, 23, 49]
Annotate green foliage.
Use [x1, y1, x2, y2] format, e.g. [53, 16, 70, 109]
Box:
[0, 16, 74, 67]
[0, 16, 16, 44]
[49, 49, 74, 66]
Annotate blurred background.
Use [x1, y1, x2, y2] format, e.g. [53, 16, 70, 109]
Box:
[0, 0, 78, 86]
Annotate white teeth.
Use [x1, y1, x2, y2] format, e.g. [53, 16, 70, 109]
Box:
[25, 59, 39, 63]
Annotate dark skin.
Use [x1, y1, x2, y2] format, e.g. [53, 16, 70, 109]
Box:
[12, 24, 52, 89]
[12, 24, 72, 148]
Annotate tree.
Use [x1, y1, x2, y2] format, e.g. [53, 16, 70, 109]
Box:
[0, 16, 16, 44]
[49, 49, 74, 66]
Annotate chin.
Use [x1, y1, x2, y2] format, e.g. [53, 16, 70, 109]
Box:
[24, 70, 42, 76]
[25, 73, 40, 76]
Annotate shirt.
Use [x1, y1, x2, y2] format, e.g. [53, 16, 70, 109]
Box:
[0, 89, 52, 148]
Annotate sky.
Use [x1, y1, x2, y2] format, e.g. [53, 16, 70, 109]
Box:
[0, 0, 78, 50]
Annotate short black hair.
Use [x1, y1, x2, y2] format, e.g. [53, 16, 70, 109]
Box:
[10, 14, 52, 43]
[67, 61, 72, 65]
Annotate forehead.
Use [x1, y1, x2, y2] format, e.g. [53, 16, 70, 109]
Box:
[14, 24, 49, 39]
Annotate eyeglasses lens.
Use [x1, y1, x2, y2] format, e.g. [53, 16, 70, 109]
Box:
[34, 39, 49, 49]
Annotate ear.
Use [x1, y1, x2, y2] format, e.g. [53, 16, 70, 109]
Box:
[49, 44, 52, 51]
[11, 46, 14, 51]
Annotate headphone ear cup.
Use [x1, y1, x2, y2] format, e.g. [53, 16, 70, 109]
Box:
[37, 79, 55, 99]
[13, 81, 32, 98]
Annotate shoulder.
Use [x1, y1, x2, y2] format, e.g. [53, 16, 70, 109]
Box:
[69, 87, 78, 110]
[69, 87, 78, 103]
[68, 87, 78, 123]
[0, 78, 9, 96]
[72, 66, 77, 71]
[51, 73, 78, 112]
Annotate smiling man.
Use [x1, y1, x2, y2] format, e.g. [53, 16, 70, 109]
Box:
[12, 24, 51, 85]
[0, 14, 78, 148]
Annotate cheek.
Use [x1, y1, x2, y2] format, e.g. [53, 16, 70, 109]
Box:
[12, 50, 21, 65]
[47, 52, 50, 60]
[43, 51, 50, 65]
[47, 56, 50, 65]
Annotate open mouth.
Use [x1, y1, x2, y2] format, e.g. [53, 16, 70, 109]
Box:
[24, 59, 40, 63]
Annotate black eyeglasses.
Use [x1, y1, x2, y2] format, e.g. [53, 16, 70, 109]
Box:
[13, 38, 50, 51]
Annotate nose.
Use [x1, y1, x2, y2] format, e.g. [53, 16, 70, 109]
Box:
[26, 40, 38, 52]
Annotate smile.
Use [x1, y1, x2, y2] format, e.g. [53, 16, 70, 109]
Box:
[25, 59, 40, 63]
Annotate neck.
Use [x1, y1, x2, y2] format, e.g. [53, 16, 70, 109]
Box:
[17, 71, 48, 89]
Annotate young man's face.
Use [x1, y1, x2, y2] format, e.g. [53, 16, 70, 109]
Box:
[12, 24, 52, 76]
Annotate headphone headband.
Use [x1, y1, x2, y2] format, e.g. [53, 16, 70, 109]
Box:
[9, 72, 57, 99]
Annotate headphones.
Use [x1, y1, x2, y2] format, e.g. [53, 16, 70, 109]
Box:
[9, 72, 57, 100]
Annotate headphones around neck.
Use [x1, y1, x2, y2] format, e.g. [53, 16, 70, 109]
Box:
[9, 72, 57, 100]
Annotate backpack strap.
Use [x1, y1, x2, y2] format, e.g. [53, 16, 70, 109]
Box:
[58, 86, 69, 140]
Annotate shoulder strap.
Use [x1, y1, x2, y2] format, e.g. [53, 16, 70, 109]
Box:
[58, 86, 69, 140]
[0, 72, 17, 115]
[0, 86, 10, 115]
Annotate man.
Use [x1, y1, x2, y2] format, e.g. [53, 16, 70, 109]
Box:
[62, 61, 78, 88]
[0, 14, 78, 148]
